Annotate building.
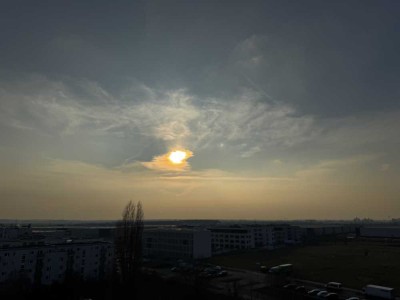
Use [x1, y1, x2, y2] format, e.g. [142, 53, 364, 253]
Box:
[299, 224, 356, 238]
[283, 225, 304, 244]
[360, 227, 400, 238]
[0, 240, 114, 286]
[210, 227, 255, 254]
[143, 228, 211, 259]
[0, 225, 32, 241]
[252, 225, 304, 249]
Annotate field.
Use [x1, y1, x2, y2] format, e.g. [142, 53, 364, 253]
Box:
[206, 239, 400, 290]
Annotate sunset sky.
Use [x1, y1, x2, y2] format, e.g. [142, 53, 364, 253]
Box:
[1, 0, 399, 220]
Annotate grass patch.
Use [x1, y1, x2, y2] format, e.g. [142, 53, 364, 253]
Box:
[206, 240, 400, 289]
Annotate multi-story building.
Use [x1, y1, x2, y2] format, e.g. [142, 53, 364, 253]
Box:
[360, 226, 400, 238]
[0, 225, 32, 241]
[283, 225, 304, 244]
[210, 225, 304, 253]
[300, 224, 356, 238]
[252, 226, 279, 248]
[0, 240, 114, 286]
[210, 227, 255, 254]
[143, 228, 211, 259]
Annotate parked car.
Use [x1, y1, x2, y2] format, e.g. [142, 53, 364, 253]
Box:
[326, 282, 342, 290]
[317, 290, 329, 297]
[217, 270, 228, 277]
[325, 292, 339, 299]
[199, 271, 212, 278]
[295, 286, 307, 293]
[283, 283, 297, 290]
[308, 289, 322, 296]
[260, 265, 268, 273]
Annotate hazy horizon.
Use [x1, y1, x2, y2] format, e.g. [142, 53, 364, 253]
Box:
[1, 1, 399, 220]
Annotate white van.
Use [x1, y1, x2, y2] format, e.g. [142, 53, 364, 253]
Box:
[326, 282, 342, 290]
[362, 285, 395, 299]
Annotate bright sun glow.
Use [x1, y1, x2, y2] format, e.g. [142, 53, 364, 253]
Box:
[168, 150, 187, 164]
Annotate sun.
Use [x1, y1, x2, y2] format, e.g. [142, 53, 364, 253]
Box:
[168, 150, 187, 164]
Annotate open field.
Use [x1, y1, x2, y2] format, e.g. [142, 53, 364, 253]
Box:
[206, 239, 400, 290]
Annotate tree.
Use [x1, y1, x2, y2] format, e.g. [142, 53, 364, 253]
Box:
[115, 201, 144, 286]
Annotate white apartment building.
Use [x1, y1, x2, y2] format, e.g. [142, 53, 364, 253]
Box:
[254, 225, 303, 247]
[210, 227, 255, 254]
[143, 228, 211, 259]
[210, 225, 304, 253]
[0, 240, 114, 286]
[252, 226, 276, 248]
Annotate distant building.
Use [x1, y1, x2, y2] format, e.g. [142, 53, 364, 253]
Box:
[30, 227, 115, 242]
[143, 228, 211, 259]
[0, 240, 114, 285]
[210, 225, 304, 253]
[299, 225, 355, 238]
[0, 225, 32, 241]
[360, 227, 400, 238]
[209, 227, 255, 253]
[284, 226, 305, 244]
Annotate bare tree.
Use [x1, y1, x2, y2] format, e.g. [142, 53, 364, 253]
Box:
[115, 200, 144, 286]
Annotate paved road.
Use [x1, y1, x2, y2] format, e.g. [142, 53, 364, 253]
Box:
[290, 278, 362, 299]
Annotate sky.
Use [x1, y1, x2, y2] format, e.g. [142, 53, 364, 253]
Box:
[0, 0, 399, 220]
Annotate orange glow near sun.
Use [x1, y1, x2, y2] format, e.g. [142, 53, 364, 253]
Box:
[168, 150, 187, 164]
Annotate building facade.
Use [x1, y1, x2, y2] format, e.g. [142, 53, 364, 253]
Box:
[0, 225, 32, 241]
[143, 228, 211, 259]
[210, 227, 255, 253]
[0, 240, 114, 286]
[360, 227, 400, 238]
[210, 225, 305, 253]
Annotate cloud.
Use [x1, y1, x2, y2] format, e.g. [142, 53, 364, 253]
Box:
[231, 35, 268, 70]
[294, 155, 379, 183]
[272, 159, 283, 165]
[0, 77, 317, 163]
[141, 149, 194, 172]
[241, 146, 261, 158]
[1, 76, 399, 178]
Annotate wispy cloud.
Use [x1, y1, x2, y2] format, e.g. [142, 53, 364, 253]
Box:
[0, 77, 317, 162]
[1, 76, 399, 178]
